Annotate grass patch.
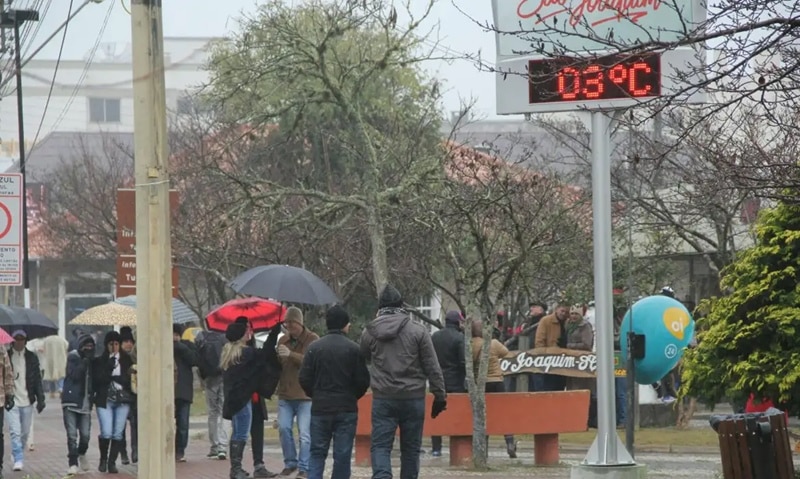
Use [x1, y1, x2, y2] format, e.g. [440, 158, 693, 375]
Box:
[560, 427, 719, 448]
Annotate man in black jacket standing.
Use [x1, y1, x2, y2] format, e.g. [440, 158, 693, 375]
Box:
[173, 324, 198, 463]
[429, 310, 466, 457]
[300, 305, 370, 479]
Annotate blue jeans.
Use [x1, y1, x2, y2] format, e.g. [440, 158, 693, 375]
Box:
[308, 412, 357, 479]
[63, 409, 91, 466]
[7, 404, 33, 463]
[615, 376, 627, 426]
[231, 402, 252, 442]
[96, 400, 130, 440]
[175, 399, 191, 455]
[371, 398, 425, 479]
[278, 400, 311, 472]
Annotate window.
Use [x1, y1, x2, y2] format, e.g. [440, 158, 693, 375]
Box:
[413, 290, 442, 332]
[89, 98, 121, 123]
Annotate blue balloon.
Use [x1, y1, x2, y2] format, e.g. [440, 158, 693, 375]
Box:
[619, 295, 695, 385]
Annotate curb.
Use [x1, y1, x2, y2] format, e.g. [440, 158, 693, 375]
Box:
[559, 443, 720, 455]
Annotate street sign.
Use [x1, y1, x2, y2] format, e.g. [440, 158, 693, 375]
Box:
[116, 189, 180, 298]
[0, 173, 23, 286]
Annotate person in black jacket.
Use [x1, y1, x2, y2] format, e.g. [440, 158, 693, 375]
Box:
[223, 321, 281, 479]
[299, 305, 370, 479]
[173, 324, 198, 462]
[62, 333, 95, 475]
[429, 310, 466, 457]
[91, 331, 134, 474]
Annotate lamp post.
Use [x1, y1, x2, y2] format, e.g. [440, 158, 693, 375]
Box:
[1, 8, 40, 309]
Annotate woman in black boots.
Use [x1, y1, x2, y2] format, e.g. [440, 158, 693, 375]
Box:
[222, 319, 282, 479]
[92, 331, 135, 474]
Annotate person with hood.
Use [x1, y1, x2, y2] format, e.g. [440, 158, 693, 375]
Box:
[6, 329, 45, 472]
[533, 303, 570, 392]
[360, 284, 447, 479]
[62, 333, 95, 476]
[173, 324, 199, 462]
[222, 320, 282, 479]
[429, 310, 466, 457]
[92, 331, 134, 474]
[0, 339, 14, 475]
[118, 326, 137, 464]
[236, 317, 282, 478]
[299, 304, 370, 479]
[470, 319, 518, 458]
[276, 307, 319, 478]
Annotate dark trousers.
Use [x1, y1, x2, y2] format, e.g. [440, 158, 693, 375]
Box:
[534, 373, 566, 392]
[63, 408, 91, 467]
[251, 401, 265, 466]
[308, 412, 357, 479]
[431, 387, 466, 454]
[371, 397, 425, 479]
[123, 404, 138, 455]
[615, 376, 627, 426]
[175, 399, 191, 455]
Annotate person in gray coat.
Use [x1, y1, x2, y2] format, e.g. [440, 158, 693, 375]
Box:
[360, 284, 447, 479]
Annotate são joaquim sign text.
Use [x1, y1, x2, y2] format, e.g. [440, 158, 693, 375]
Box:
[501, 347, 627, 378]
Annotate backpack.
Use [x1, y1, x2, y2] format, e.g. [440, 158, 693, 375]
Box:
[196, 331, 225, 379]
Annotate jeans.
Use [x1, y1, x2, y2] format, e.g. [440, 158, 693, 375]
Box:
[96, 400, 130, 440]
[204, 376, 228, 454]
[7, 404, 33, 462]
[535, 374, 566, 392]
[371, 397, 425, 479]
[175, 399, 191, 455]
[309, 412, 357, 479]
[251, 400, 265, 466]
[63, 409, 91, 467]
[615, 376, 627, 426]
[231, 402, 252, 442]
[278, 399, 311, 472]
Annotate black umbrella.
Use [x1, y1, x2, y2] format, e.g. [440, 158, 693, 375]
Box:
[0, 305, 58, 339]
[229, 265, 340, 306]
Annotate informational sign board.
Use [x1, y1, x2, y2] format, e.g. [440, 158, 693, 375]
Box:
[490, 0, 707, 114]
[0, 174, 23, 286]
[116, 189, 180, 298]
[501, 347, 627, 378]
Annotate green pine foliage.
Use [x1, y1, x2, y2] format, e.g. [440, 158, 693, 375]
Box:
[682, 201, 800, 412]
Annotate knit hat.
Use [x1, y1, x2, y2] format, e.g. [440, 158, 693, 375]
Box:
[284, 307, 304, 326]
[77, 333, 95, 350]
[225, 322, 247, 342]
[105, 330, 122, 346]
[173, 324, 185, 336]
[119, 326, 135, 343]
[325, 304, 350, 331]
[445, 310, 463, 325]
[378, 284, 403, 308]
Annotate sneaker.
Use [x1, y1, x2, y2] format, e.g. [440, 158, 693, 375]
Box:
[296, 472, 308, 479]
[206, 451, 218, 459]
[279, 467, 298, 476]
[79, 455, 90, 471]
[12, 462, 22, 471]
[662, 396, 676, 404]
[253, 464, 278, 477]
[176, 453, 187, 463]
[431, 450, 442, 457]
[217, 451, 227, 460]
[67, 465, 79, 476]
[28, 443, 35, 451]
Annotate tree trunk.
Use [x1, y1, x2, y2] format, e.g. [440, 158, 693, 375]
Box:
[366, 204, 390, 295]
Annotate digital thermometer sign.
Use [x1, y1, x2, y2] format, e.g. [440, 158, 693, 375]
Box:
[528, 53, 661, 104]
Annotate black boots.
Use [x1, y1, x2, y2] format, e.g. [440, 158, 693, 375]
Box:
[229, 440, 249, 479]
[107, 439, 121, 473]
[120, 437, 130, 465]
[98, 437, 109, 473]
[505, 436, 518, 459]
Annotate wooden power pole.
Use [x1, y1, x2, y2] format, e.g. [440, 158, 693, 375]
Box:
[130, 0, 175, 477]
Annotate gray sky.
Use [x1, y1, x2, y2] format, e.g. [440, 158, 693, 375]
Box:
[24, 0, 506, 119]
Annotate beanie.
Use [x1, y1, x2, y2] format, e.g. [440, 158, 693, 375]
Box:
[225, 322, 247, 342]
[77, 333, 95, 350]
[104, 330, 122, 346]
[234, 316, 250, 325]
[284, 307, 304, 326]
[378, 284, 403, 308]
[325, 304, 350, 331]
[445, 310, 463, 325]
[119, 326, 135, 343]
[173, 324, 185, 336]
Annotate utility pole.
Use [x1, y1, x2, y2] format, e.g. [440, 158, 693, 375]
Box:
[130, 0, 175, 477]
[1, 8, 39, 309]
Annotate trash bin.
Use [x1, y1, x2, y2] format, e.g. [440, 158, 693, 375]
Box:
[710, 409, 795, 479]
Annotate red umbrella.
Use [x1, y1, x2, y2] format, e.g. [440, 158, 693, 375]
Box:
[206, 298, 286, 333]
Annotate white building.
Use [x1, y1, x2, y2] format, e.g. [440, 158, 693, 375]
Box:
[0, 37, 216, 159]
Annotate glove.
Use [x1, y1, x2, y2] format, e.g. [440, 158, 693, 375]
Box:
[4, 395, 14, 411]
[277, 345, 290, 358]
[36, 401, 45, 414]
[431, 398, 447, 419]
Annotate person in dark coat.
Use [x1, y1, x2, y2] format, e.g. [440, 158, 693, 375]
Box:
[236, 317, 282, 478]
[91, 331, 134, 474]
[222, 321, 282, 479]
[173, 324, 198, 462]
[119, 326, 136, 465]
[62, 333, 95, 475]
[429, 310, 466, 457]
[300, 305, 370, 479]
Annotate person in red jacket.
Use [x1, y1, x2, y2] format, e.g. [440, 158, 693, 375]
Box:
[744, 393, 788, 424]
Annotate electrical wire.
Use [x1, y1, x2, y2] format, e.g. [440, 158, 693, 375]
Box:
[27, 0, 72, 156]
[119, 0, 130, 15]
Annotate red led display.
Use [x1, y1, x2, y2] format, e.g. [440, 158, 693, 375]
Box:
[528, 53, 661, 104]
